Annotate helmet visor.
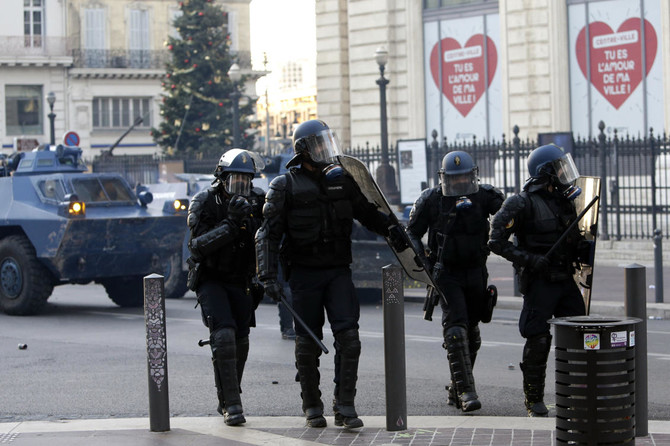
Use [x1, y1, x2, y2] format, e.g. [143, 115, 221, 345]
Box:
[224, 173, 253, 197]
[298, 129, 343, 164]
[439, 170, 479, 197]
[551, 153, 580, 185]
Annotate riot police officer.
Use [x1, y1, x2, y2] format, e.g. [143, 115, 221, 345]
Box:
[407, 151, 503, 413]
[187, 149, 265, 426]
[488, 144, 587, 417]
[255, 119, 406, 429]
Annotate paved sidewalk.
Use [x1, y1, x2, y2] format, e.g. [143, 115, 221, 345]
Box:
[3, 416, 670, 446]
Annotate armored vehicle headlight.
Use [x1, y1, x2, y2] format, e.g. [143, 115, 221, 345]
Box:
[163, 198, 189, 214]
[69, 201, 85, 216]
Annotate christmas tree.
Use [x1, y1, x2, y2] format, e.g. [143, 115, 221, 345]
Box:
[152, 0, 256, 157]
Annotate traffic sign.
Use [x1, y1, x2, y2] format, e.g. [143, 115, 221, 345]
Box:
[63, 131, 80, 147]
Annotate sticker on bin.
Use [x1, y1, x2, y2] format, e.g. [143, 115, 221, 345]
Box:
[630, 331, 635, 347]
[610, 331, 628, 348]
[584, 333, 600, 350]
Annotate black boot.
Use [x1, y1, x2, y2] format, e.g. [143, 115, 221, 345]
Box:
[446, 325, 482, 408]
[211, 328, 245, 426]
[333, 329, 363, 428]
[295, 336, 326, 428]
[445, 325, 481, 412]
[520, 333, 552, 417]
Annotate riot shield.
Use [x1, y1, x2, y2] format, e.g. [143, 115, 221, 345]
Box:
[572, 176, 601, 315]
[338, 155, 441, 292]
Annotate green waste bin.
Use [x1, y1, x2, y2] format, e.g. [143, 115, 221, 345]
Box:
[549, 316, 641, 446]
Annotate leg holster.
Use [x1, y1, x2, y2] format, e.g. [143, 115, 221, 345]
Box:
[211, 328, 242, 414]
[295, 335, 323, 414]
[520, 333, 552, 405]
[332, 329, 361, 418]
[444, 325, 479, 410]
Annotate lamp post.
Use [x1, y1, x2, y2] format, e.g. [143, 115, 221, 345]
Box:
[228, 63, 242, 148]
[46, 91, 56, 146]
[374, 47, 399, 203]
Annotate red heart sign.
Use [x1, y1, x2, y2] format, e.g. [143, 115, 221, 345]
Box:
[430, 35, 497, 117]
[576, 18, 657, 110]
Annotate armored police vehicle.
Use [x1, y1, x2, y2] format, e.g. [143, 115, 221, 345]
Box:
[0, 143, 188, 315]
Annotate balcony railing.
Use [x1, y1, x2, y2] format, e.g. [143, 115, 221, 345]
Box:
[0, 36, 69, 58]
[71, 49, 169, 69]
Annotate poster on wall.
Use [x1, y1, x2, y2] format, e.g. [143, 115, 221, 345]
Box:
[568, 0, 664, 137]
[423, 14, 502, 144]
[397, 138, 428, 205]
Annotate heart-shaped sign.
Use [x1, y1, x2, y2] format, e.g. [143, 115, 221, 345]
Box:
[430, 35, 497, 117]
[576, 18, 657, 110]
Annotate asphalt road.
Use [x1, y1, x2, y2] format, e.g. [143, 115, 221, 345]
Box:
[1, 279, 669, 423]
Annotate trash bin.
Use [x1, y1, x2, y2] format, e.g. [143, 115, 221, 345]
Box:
[549, 316, 641, 446]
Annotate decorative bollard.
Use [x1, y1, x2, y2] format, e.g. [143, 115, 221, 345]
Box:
[144, 273, 170, 432]
[382, 264, 407, 431]
[550, 316, 641, 446]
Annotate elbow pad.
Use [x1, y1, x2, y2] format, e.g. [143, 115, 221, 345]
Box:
[255, 222, 279, 281]
[190, 222, 239, 258]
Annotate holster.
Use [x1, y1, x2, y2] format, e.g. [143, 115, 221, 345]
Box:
[480, 285, 497, 323]
[186, 256, 202, 291]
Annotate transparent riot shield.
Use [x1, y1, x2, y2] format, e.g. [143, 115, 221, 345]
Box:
[572, 176, 601, 314]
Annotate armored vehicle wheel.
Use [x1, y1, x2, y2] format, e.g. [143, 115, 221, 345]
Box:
[164, 254, 188, 299]
[0, 235, 54, 315]
[102, 276, 145, 308]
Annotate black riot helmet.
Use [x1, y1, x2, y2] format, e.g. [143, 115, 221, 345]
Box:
[286, 119, 343, 168]
[213, 148, 265, 197]
[438, 151, 479, 197]
[527, 144, 580, 186]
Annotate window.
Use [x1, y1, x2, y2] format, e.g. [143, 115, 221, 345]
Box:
[5, 85, 43, 135]
[129, 9, 150, 68]
[84, 8, 106, 67]
[92, 97, 151, 129]
[37, 178, 66, 202]
[71, 177, 133, 203]
[24, 0, 43, 48]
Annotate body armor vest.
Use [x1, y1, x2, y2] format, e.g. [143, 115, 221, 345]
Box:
[428, 191, 490, 268]
[284, 169, 353, 267]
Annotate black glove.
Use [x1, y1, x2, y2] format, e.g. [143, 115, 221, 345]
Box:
[263, 279, 285, 303]
[227, 195, 252, 225]
[387, 224, 409, 252]
[527, 254, 550, 273]
[577, 240, 595, 265]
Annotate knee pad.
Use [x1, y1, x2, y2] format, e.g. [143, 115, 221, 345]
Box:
[334, 329, 361, 357]
[468, 325, 481, 355]
[211, 327, 236, 358]
[523, 333, 552, 363]
[444, 325, 467, 351]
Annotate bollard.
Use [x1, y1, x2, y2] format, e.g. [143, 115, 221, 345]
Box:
[653, 229, 664, 303]
[144, 273, 170, 432]
[625, 264, 648, 437]
[382, 264, 407, 431]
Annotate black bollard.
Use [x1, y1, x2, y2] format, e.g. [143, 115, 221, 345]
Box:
[144, 273, 170, 432]
[382, 264, 407, 431]
[624, 264, 648, 437]
[653, 229, 664, 303]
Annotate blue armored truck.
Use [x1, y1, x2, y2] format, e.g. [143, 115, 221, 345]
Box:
[0, 144, 188, 315]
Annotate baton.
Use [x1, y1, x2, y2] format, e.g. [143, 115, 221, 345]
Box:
[545, 195, 599, 259]
[279, 295, 329, 354]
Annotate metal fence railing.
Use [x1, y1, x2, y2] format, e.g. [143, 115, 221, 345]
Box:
[90, 121, 669, 241]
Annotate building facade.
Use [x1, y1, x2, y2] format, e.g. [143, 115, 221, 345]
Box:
[315, 0, 670, 149]
[1, 0, 258, 160]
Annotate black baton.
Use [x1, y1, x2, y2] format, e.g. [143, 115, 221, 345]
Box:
[279, 295, 329, 354]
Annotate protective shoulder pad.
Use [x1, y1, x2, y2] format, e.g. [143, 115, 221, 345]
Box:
[263, 174, 288, 219]
[187, 189, 210, 229]
[408, 187, 438, 224]
[480, 183, 505, 201]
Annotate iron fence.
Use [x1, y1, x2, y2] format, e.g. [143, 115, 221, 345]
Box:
[90, 122, 669, 240]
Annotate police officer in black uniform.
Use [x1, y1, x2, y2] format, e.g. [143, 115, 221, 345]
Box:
[187, 149, 265, 426]
[255, 119, 406, 429]
[488, 144, 587, 417]
[407, 151, 503, 413]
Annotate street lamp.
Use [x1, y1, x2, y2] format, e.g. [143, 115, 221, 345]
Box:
[228, 63, 242, 148]
[46, 91, 56, 146]
[374, 47, 399, 203]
